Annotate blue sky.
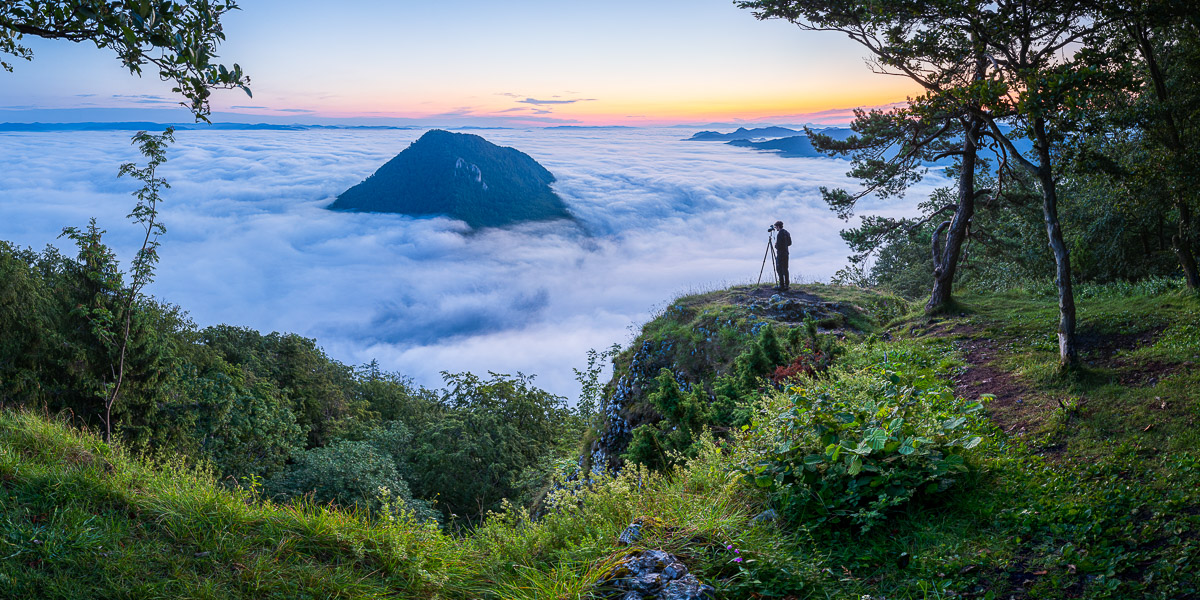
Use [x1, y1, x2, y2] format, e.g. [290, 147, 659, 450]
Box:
[1, 0, 920, 125]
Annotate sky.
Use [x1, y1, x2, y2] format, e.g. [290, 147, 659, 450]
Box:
[0, 0, 921, 126]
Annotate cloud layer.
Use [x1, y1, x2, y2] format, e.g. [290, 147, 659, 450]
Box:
[0, 128, 949, 400]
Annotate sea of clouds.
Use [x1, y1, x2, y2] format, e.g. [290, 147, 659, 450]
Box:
[0, 127, 950, 400]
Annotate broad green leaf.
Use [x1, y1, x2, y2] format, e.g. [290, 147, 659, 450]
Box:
[866, 428, 889, 451]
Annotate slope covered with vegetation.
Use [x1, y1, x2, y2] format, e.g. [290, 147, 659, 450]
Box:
[4, 276, 1198, 599]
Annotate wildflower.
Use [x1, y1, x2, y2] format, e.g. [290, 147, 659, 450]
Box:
[726, 545, 733, 550]
[734, 557, 743, 563]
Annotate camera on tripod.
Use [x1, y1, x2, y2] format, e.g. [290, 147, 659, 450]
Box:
[767, 225, 775, 232]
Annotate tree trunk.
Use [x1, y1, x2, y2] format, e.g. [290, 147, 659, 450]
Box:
[1174, 200, 1200, 290]
[1131, 23, 1199, 290]
[926, 116, 983, 314]
[1033, 119, 1078, 367]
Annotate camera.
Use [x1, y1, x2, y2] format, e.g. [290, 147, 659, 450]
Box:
[767, 226, 776, 232]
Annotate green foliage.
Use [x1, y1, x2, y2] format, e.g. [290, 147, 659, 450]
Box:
[0, 0, 250, 120]
[353, 359, 442, 425]
[266, 426, 437, 522]
[200, 325, 363, 448]
[607, 292, 864, 472]
[0, 233, 589, 522]
[404, 371, 583, 523]
[737, 363, 987, 531]
[58, 129, 175, 443]
[2, 280, 1200, 598]
[573, 344, 621, 431]
[165, 363, 303, 479]
[625, 368, 714, 469]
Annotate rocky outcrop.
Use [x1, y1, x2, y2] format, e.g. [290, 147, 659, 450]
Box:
[598, 550, 715, 600]
[587, 286, 865, 474]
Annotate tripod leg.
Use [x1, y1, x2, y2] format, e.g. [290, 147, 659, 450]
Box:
[769, 244, 779, 289]
[757, 239, 772, 286]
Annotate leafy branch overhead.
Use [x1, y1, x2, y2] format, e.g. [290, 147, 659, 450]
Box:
[0, 0, 250, 120]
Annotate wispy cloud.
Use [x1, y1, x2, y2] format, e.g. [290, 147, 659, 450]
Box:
[518, 97, 596, 106]
[111, 94, 172, 102]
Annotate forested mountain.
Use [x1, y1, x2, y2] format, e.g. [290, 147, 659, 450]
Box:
[684, 126, 802, 141]
[727, 134, 826, 157]
[329, 129, 574, 229]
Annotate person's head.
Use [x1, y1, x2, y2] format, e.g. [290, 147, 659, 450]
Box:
[774, 220, 784, 231]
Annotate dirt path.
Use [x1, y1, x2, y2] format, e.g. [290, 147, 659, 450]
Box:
[919, 323, 1046, 436]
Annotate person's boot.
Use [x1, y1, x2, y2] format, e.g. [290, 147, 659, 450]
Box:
[781, 275, 789, 291]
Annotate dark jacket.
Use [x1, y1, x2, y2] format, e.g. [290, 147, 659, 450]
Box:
[775, 228, 792, 254]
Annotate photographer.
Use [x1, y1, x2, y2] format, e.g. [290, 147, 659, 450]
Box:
[772, 220, 791, 290]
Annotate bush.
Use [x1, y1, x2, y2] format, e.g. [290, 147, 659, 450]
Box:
[266, 430, 437, 522]
[737, 364, 987, 531]
[626, 369, 714, 470]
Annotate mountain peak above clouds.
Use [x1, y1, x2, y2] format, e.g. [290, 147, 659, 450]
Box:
[329, 129, 573, 229]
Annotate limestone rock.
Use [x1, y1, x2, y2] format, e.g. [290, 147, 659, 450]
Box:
[599, 549, 715, 600]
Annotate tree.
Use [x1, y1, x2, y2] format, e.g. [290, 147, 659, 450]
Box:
[736, 0, 991, 314]
[741, 0, 1115, 366]
[1, 0, 250, 120]
[964, 0, 1118, 366]
[200, 325, 364, 448]
[404, 372, 580, 523]
[1096, 0, 1200, 289]
[60, 129, 173, 443]
[4, 1, 254, 440]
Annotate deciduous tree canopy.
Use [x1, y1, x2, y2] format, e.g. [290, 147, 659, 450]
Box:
[0, 0, 250, 119]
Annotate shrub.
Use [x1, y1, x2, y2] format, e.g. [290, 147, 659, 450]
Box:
[267, 435, 437, 522]
[626, 368, 714, 470]
[772, 317, 840, 383]
[737, 364, 987, 531]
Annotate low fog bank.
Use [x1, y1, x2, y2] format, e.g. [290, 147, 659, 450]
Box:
[0, 128, 949, 400]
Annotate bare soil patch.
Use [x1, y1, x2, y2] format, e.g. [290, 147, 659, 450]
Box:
[1078, 325, 1180, 386]
[952, 334, 1048, 436]
[915, 321, 1049, 436]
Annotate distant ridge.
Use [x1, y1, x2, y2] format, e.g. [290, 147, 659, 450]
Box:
[544, 125, 633, 129]
[684, 126, 801, 141]
[728, 136, 823, 157]
[329, 129, 573, 229]
[726, 128, 856, 157]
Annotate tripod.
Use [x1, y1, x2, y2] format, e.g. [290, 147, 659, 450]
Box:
[757, 231, 779, 288]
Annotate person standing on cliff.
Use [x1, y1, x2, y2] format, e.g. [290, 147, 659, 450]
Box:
[773, 220, 791, 291]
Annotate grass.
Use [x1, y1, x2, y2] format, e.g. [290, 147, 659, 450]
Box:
[2, 282, 1199, 598]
